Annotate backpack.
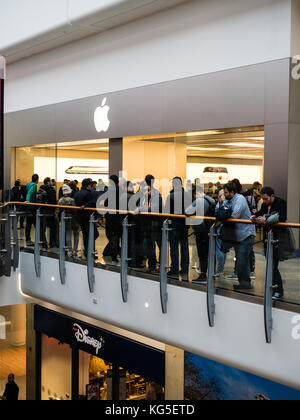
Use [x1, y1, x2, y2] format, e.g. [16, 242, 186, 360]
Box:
[203, 197, 216, 229]
[36, 188, 48, 204]
[11, 186, 27, 202]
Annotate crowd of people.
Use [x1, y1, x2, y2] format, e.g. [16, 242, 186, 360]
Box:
[9, 173, 288, 301]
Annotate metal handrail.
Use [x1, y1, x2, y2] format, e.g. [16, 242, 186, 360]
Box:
[3, 201, 300, 228]
[1, 201, 299, 345]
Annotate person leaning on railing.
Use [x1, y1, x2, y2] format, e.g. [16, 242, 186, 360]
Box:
[222, 182, 256, 291]
[251, 187, 288, 301]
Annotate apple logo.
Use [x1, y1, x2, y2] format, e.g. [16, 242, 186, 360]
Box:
[94, 97, 111, 133]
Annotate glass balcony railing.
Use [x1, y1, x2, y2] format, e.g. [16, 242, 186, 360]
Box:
[1, 201, 300, 344]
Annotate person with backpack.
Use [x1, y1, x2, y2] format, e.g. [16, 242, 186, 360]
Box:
[185, 186, 216, 284]
[25, 174, 39, 246]
[37, 177, 58, 250]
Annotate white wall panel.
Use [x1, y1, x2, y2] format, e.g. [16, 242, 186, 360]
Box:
[18, 252, 300, 391]
[5, 0, 292, 113]
[0, 0, 69, 50]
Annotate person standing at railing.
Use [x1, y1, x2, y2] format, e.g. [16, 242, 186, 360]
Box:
[137, 177, 164, 273]
[251, 187, 287, 301]
[223, 182, 256, 290]
[165, 177, 191, 278]
[103, 175, 123, 264]
[11, 179, 26, 229]
[58, 184, 80, 257]
[36, 177, 58, 250]
[25, 174, 39, 247]
[215, 189, 227, 277]
[74, 178, 98, 259]
[185, 186, 216, 284]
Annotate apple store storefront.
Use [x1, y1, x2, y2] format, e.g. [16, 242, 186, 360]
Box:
[7, 61, 291, 203]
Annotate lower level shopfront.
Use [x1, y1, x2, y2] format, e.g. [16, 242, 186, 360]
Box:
[30, 305, 182, 401]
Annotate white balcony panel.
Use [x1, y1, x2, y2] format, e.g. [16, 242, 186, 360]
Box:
[18, 252, 300, 391]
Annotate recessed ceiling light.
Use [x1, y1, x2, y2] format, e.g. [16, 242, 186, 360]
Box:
[187, 147, 224, 151]
[225, 143, 264, 148]
[186, 130, 225, 137]
[226, 154, 264, 159]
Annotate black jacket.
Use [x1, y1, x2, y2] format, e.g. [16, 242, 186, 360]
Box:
[165, 188, 192, 228]
[256, 196, 287, 223]
[75, 188, 93, 221]
[11, 185, 27, 202]
[256, 197, 294, 260]
[74, 188, 92, 207]
[39, 184, 57, 205]
[3, 381, 19, 401]
[39, 184, 57, 214]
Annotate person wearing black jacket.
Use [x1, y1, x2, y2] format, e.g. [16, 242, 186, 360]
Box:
[11, 180, 27, 228]
[74, 178, 98, 258]
[251, 187, 287, 300]
[103, 175, 123, 263]
[38, 177, 58, 250]
[165, 177, 191, 277]
[1, 374, 19, 401]
[137, 182, 164, 273]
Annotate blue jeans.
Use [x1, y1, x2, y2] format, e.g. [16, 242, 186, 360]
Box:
[235, 236, 255, 284]
[216, 237, 226, 273]
[169, 227, 190, 273]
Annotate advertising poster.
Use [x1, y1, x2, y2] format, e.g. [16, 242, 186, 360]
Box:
[86, 381, 100, 401]
[185, 352, 300, 401]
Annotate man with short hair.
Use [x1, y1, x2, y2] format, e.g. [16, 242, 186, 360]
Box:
[25, 174, 39, 246]
[223, 182, 256, 290]
[251, 187, 287, 300]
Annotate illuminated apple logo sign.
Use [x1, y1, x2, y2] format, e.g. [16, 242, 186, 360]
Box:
[94, 97, 111, 133]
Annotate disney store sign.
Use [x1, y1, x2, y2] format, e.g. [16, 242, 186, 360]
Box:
[73, 323, 105, 355]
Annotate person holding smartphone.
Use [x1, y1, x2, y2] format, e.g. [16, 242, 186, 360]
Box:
[251, 187, 287, 301]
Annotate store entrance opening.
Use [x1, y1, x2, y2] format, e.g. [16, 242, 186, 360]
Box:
[35, 306, 165, 401]
[82, 353, 164, 401]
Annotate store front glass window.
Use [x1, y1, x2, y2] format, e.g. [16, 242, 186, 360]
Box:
[41, 335, 72, 401]
[79, 353, 164, 401]
[0, 305, 26, 400]
[16, 126, 300, 305]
